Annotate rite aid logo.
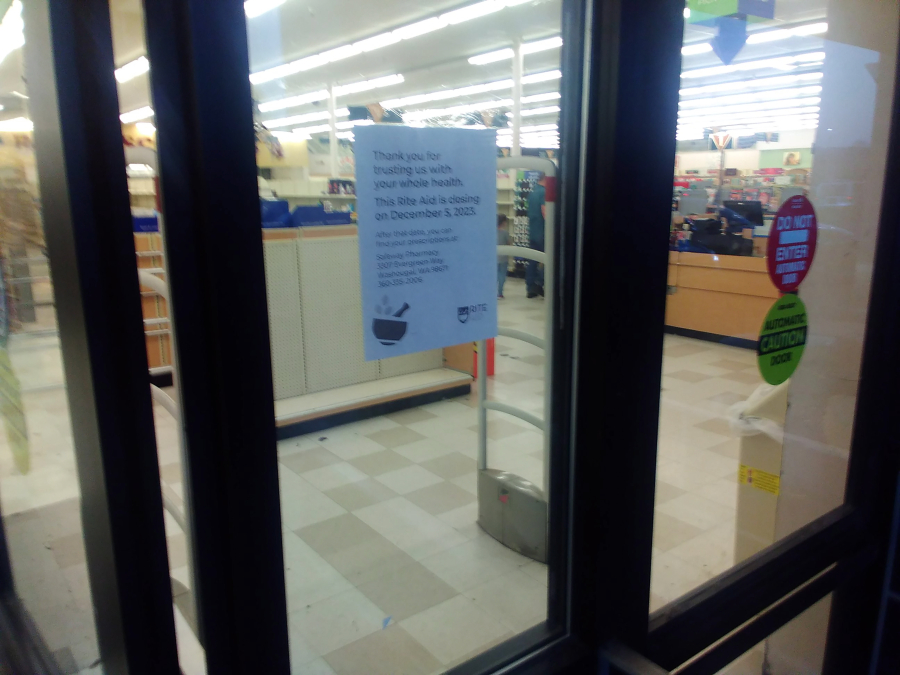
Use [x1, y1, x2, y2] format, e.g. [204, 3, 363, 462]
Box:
[457, 303, 488, 323]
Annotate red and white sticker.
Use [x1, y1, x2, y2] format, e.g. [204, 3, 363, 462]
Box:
[767, 195, 818, 293]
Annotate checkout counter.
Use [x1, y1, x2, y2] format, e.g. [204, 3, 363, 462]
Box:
[666, 201, 779, 343]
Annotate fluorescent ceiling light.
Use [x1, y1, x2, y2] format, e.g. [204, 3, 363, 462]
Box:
[521, 69, 562, 84]
[522, 92, 561, 103]
[679, 85, 822, 109]
[682, 51, 825, 79]
[497, 123, 559, 134]
[120, 106, 155, 123]
[680, 72, 822, 97]
[678, 95, 821, 118]
[678, 106, 821, 128]
[684, 8, 690, 19]
[0, 117, 32, 132]
[682, 43, 713, 56]
[335, 74, 404, 96]
[289, 118, 373, 136]
[244, 0, 286, 19]
[404, 99, 514, 121]
[469, 48, 515, 65]
[509, 105, 561, 117]
[115, 56, 150, 83]
[0, 1, 24, 68]
[136, 122, 156, 135]
[468, 36, 562, 65]
[746, 22, 827, 44]
[10, 90, 27, 99]
[335, 131, 355, 140]
[249, 0, 531, 84]
[679, 23, 827, 60]
[259, 89, 329, 113]
[383, 79, 512, 108]
[258, 74, 404, 113]
[263, 108, 349, 129]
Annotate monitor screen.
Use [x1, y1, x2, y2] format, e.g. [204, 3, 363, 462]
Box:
[723, 200, 764, 227]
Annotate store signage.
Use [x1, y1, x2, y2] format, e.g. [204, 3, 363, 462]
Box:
[757, 294, 807, 385]
[687, 0, 775, 23]
[355, 125, 497, 360]
[766, 195, 817, 292]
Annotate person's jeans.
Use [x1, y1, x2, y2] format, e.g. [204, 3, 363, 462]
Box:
[526, 238, 545, 293]
[497, 261, 507, 296]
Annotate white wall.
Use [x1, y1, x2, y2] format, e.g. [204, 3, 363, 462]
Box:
[675, 128, 818, 172]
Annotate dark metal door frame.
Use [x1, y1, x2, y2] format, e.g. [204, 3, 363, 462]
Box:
[0, 0, 897, 673]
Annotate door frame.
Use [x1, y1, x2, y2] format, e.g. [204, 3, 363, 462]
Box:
[1, 0, 898, 673]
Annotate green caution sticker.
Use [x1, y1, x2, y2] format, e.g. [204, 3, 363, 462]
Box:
[758, 294, 807, 385]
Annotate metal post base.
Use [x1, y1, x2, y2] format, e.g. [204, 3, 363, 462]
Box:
[477, 469, 548, 563]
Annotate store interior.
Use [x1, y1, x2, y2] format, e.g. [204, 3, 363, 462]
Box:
[1, 0, 889, 673]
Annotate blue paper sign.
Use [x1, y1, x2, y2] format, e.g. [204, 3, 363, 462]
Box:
[355, 125, 498, 361]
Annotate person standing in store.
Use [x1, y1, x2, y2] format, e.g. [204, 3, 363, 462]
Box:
[526, 174, 546, 298]
[497, 214, 510, 299]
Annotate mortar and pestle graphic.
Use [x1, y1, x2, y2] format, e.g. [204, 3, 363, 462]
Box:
[372, 300, 410, 345]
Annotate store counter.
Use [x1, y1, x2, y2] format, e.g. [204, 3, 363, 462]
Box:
[261, 226, 473, 436]
[665, 251, 778, 343]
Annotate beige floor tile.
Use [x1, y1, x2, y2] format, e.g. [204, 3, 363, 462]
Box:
[655, 460, 720, 491]
[655, 480, 686, 505]
[721, 370, 764, 385]
[657, 492, 735, 531]
[708, 439, 741, 459]
[366, 425, 427, 449]
[290, 588, 386, 656]
[326, 536, 418, 586]
[324, 479, 397, 512]
[667, 521, 735, 578]
[464, 568, 547, 632]
[693, 416, 735, 437]
[283, 531, 353, 610]
[48, 532, 86, 569]
[696, 478, 740, 510]
[375, 465, 443, 495]
[301, 462, 369, 491]
[354, 497, 468, 560]
[319, 432, 386, 461]
[385, 408, 438, 425]
[357, 562, 457, 621]
[450, 472, 478, 495]
[667, 370, 713, 383]
[664, 343, 712, 358]
[297, 513, 382, 557]
[400, 595, 509, 665]
[650, 551, 713, 603]
[405, 481, 476, 515]
[280, 447, 342, 475]
[652, 511, 704, 552]
[324, 625, 440, 675]
[348, 450, 412, 476]
[707, 391, 747, 406]
[470, 419, 530, 440]
[159, 462, 183, 484]
[419, 534, 527, 593]
[393, 438, 456, 463]
[418, 452, 476, 479]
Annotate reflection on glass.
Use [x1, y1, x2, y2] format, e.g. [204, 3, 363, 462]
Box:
[714, 595, 830, 674]
[246, 1, 561, 671]
[0, 1, 99, 671]
[653, 0, 899, 641]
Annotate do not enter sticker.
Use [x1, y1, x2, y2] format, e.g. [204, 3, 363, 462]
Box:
[758, 294, 808, 385]
[767, 195, 817, 293]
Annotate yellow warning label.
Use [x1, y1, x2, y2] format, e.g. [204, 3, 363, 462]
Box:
[739, 464, 780, 496]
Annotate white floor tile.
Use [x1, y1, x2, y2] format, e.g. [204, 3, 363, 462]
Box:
[301, 462, 369, 492]
[290, 588, 386, 656]
[400, 595, 509, 665]
[354, 497, 468, 560]
[375, 465, 443, 495]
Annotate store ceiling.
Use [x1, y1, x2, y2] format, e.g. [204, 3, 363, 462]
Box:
[0, 0, 830, 135]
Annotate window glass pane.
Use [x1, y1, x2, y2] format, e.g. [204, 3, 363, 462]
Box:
[0, 2, 99, 671]
[652, 0, 899, 610]
[246, 2, 563, 671]
[714, 594, 831, 674]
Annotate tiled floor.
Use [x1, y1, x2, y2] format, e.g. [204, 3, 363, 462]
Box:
[0, 276, 769, 674]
